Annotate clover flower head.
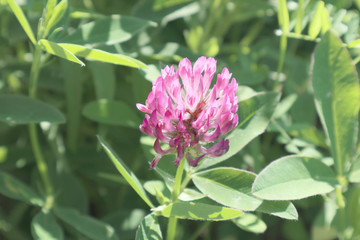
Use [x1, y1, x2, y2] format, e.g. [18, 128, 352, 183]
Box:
[137, 56, 238, 169]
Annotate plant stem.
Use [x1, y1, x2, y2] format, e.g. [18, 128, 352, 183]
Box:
[167, 158, 186, 240]
[28, 45, 54, 198]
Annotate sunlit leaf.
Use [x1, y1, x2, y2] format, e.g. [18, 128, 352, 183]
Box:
[6, 0, 36, 44]
[38, 39, 85, 66]
[252, 155, 338, 200]
[158, 202, 242, 221]
[312, 31, 360, 176]
[135, 214, 162, 240]
[59, 43, 146, 68]
[308, 1, 324, 39]
[193, 167, 298, 219]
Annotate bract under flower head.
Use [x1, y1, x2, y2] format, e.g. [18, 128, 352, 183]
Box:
[137, 56, 238, 169]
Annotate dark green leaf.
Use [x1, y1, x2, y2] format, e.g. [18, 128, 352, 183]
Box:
[97, 136, 154, 208]
[31, 211, 64, 240]
[0, 171, 44, 206]
[83, 100, 140, 128]
[54, 207, 119, 240]
[61, 14, 156, 45]
[0, 95, 65, 124]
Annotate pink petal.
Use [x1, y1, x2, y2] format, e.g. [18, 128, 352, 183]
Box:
[136, 103, 150, 113]
[174, 143, 185, 166]
[155, 125, 171, 142]
[201, 125, 221, 142]
[154, 138, 173, 155]
[203, 139, 229, 157]
[186, 152, 206, 167]
[150, 154, 162, 169]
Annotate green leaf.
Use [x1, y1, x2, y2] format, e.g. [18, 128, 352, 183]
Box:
[278, 0, 289, 32]
[252, 156, 338, 200]
[192, 167, 298, 220]
[54, 171, 89, 214]
[62, 60, 83, 151]
[31, 211, 64, 240]
[348, 39, 360, 48]
[133, 0, 199, 25]
[193, 168, 261, 211]
[232, 213, 267, 234]
[0, 171, 44, 206]
[294, 0, 304, 34]
[6, 0, 36, 44]
[44, 0, 68, 37]
[61, 14, 157, 45]
[88, 62, 116, 100]
[54, 207, 118, 240]
[349, 156, 360, 183]
[321, 7, 331, 35]
[198, 92, 280, 170]
[312, 31, 360, 176]
[308, 1, 324, 39]
[59, 43, 146, 68]
[158, 202, 242, 221]
[144, 180, 171, 204]
[38, 40, 85, 66]
[0, 95, 65, 124]
[97, 136, 154, 208]
[135, 214, 162, 240]
[83, 100, 140, 128]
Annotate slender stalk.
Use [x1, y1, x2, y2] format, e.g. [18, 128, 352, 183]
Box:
[28, 45, 54, 198]
[335, 186, 347, 240]
[167, 158, 186, 240]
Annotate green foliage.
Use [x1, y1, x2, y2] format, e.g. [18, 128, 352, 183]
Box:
[252, 156, 338, 200]
[83, 100, 140, 127]
[54, 207, 119, 240]
[158, 202, 243, 221]
[31, 211, 64, 240]
[0, 171, 44, 206]
[135, 214, 162, 240]
[97, 136, 154, 208]
[312, 31, 360, 176]
[0, 95, 65, 124]
[1, 0, 360, 239]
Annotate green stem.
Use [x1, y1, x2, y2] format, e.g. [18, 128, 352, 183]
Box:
[336, 187, 346, 239]
[274, 33, 287, 91]
[167, 158, 186, 240]
[28, 45, 54, 199]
